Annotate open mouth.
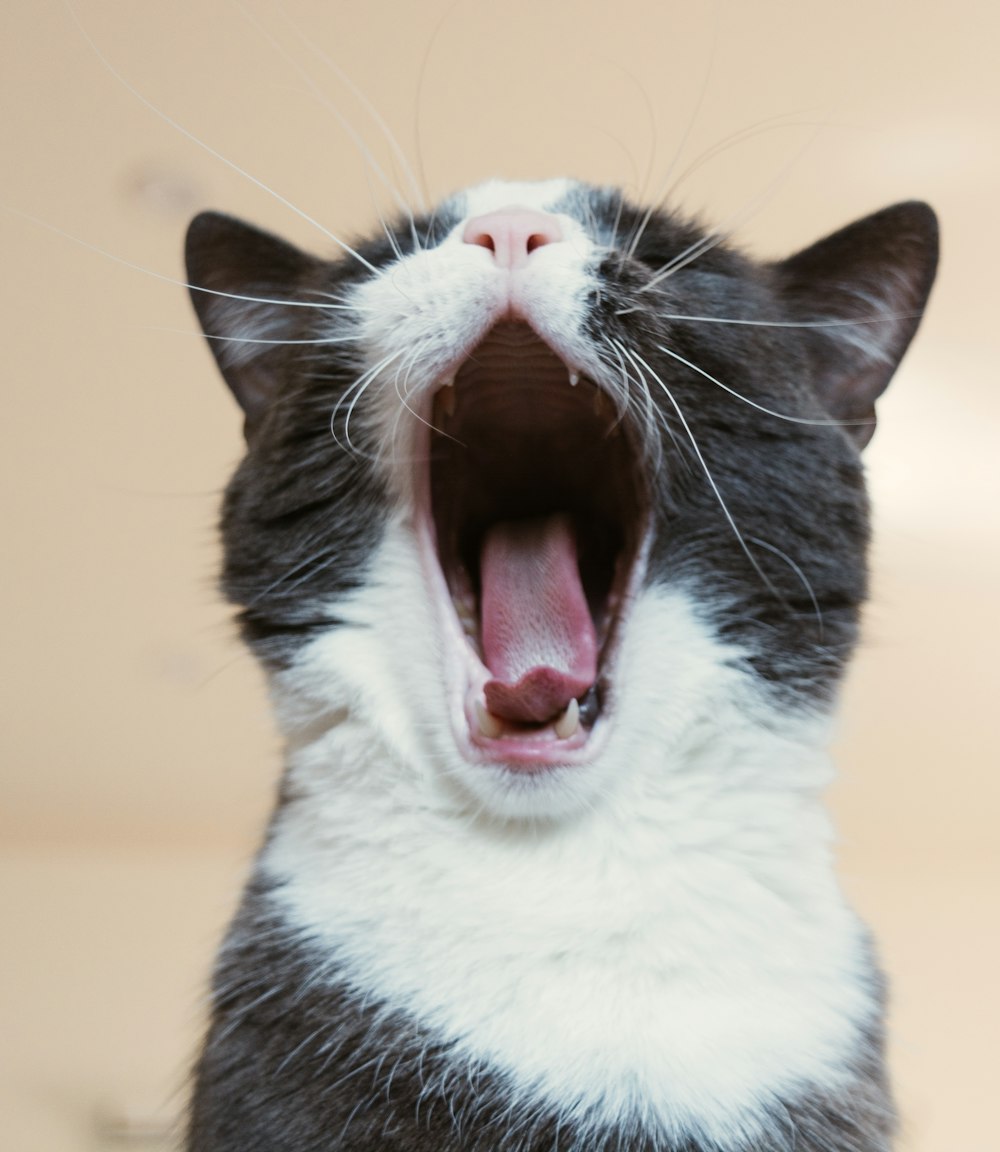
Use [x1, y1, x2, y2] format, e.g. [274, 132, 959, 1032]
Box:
[426, 322, 649, 767]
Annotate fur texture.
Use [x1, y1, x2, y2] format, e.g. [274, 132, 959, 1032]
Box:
[184, 178, 937, 1150]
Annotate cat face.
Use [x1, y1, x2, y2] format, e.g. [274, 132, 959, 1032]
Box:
[186, 178, 936, 819]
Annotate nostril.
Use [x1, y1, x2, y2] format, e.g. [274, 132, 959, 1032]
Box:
[467, 227, 497, 254]
[462, 206, 563, 270]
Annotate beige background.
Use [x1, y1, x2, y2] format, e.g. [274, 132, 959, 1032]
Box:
[2, 1, 998, 1149]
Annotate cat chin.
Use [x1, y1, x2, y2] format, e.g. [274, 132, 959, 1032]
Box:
[261, 580, 860, 1142]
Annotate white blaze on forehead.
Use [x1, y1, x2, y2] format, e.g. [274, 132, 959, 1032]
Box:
[460, 178, 576, 219]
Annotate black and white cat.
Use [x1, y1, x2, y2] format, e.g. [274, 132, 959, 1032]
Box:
[183, 177, 937, 1150]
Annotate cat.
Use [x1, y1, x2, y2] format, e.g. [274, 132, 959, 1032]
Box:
[183, 177, 937, 1150]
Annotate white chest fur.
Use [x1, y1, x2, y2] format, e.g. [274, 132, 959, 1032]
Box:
[260, 527, 874, 1146]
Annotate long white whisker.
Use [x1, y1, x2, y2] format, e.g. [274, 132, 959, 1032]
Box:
[153, 329, 363, 347]
[2, 204, 366, 313]
[595, 58, 658, 205]
[616, 308, 925, 329]
[360, 162, 407, 262]
[237, 0, 420, 247]
[248, 550, 342, 608]
[642, 228, 729, 288]
[598, 339, 665, 472]
[394, 343, 464, 455]
[331, 350, 406, 456]
[381, 343, 425, 465]
[654, 342, 859, 428]
[412, 0, 467, 205]
[274, 3, 426, 217]
[666, 113, 820, 200]
[639, 126, 822, 291]
[617, 343, 780, 597]
[64, 0, 378, 274]
[625, 9, 720, 258]
[609, 187, 628, 253]
[748, 537, 823, 639]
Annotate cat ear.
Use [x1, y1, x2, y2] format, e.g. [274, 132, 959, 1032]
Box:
[775, 201, 938, 448]
[185, 212, 322, 437]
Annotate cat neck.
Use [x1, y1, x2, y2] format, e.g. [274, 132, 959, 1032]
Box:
[259, 676, 870, 1148]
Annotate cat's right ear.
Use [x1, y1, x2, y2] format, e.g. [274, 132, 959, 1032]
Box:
[185, 212, 322, 439]
[774, 202, 938, 449]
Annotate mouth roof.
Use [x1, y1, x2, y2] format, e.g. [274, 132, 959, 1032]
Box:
[429, 322, 647, 737]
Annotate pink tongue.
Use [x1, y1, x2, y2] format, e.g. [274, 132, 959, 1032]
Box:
[480, 515, 597, 724]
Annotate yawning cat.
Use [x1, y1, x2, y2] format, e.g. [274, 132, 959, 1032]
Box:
[184, 178, 937, 1150]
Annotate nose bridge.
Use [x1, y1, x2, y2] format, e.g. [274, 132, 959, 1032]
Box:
[462, 206, 563, 270]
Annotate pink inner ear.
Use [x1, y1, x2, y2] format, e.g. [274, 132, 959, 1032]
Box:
[479, 515, 598, 724]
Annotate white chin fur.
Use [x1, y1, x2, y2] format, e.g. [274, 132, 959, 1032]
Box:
[261, 521, 873, 1142]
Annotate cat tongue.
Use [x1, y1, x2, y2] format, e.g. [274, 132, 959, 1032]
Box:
[480, 515, 597, 724]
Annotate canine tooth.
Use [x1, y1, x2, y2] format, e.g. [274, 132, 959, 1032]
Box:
[554, 698, 580, 739]
[474, 700, 503, 739]
[440, 374, 455, 387]
[568, 370, 580, 387]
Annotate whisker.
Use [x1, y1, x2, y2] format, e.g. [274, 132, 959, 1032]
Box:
[597, 339, 665, 473]
[665, 112, 821, 201]
[639, 125, 821, 291]
[624, 10, 720, 258]
[236, 0, 420, 247]
[593, 57, 657, 204]
[331, 349, 406, 456]
[244, 539, 337, 608]
[275, 3, 426, 218]
[617, 343, 782, 598]
[359, 162, 408, 262]
[748, 537, 823, 640]
[2, 204, 369, 313]
[64, 0, 379, 274]
[412, 0, 469, 205]
[376, 342, 465, 474]
[150, 329, 364, 348]
[383, 342, 429, 463]
[250, 551, 342, 608]
[654, 341, 862, 429]
[642, 227, 728, 288]
[609, 186, 628, 254]
[616, 308, 925, 330]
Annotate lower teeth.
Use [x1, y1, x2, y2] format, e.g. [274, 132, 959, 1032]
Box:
[473, 697, 584, 742]
[474, 700, 503, 739]
[554, 699, 580, 739]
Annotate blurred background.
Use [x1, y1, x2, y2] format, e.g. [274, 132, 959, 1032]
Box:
[2, 1, 997, 1148]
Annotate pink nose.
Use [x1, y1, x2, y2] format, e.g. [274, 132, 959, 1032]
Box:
[462, 207, 563, 270]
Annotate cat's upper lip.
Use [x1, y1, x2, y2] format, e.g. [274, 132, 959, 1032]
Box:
[419, 321, 650, 770]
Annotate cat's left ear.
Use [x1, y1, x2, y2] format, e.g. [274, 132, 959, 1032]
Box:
[775, 201, 938, 448]
[185, 211, 324, 439]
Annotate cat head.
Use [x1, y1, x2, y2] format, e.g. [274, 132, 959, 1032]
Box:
[186, 179, 936, 819]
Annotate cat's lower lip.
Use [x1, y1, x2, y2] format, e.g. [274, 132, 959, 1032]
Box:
[420, 321, 650, 771]
[467, 696, 592, 767]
